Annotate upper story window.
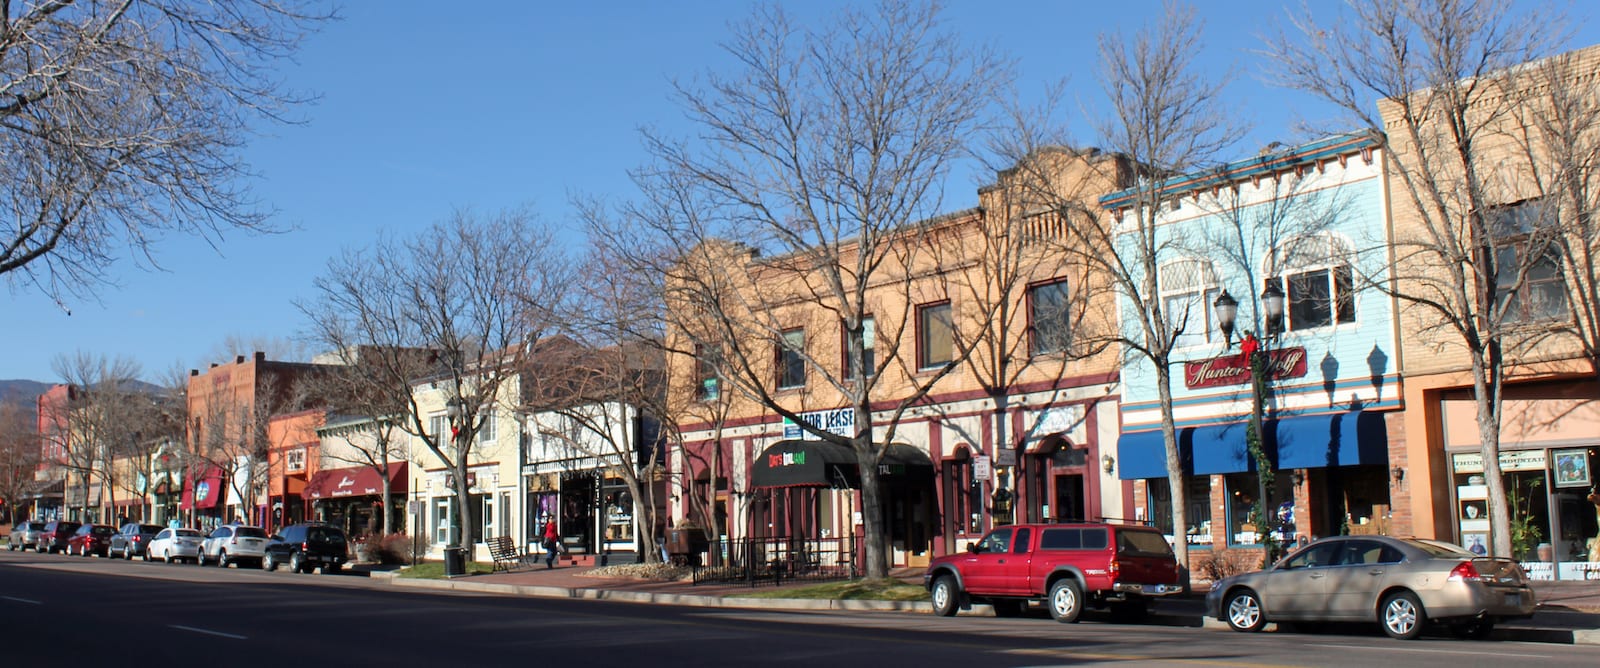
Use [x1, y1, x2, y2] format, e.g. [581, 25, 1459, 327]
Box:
[776, 329, 806, 390]
[843, 317, 876, 380]
[477, 410, 496, 443]
[1159, 259, 1219, 348]
[1272, 232, 1356, 332]
[1489, 198, 1569, 323]
[1029, 279, 1072, 355]
[695, 344, 721, 400]
[285, 448, 305, 473]
[919, 301, 954, 369]
[428, 414, 447, 443]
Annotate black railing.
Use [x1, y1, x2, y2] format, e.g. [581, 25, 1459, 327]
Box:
[691, 536, 857, 587]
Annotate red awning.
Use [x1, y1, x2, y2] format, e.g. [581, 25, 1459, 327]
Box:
[180, 465, 225, 510]
[302, 462, 408, 500]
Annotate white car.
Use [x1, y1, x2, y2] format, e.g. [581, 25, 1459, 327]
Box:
[199, 524, 270, 568]
[146, 528, 204, 564]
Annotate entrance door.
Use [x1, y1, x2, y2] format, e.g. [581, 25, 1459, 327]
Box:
[1054, 474, 1084, 522]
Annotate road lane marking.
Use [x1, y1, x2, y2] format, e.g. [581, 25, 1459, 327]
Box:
[1303, 643, 1552, 659]
[1, 596, 41, 605]
[170, 625, 248, 640]
[1005, 647, 1297, 667]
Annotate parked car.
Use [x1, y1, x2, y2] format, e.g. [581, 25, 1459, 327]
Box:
[262, 523, 349, 574]
[146, 527, 204, 563]
[199, 524, 270, 568]
[1208, 535, 1536, 640]
[66, 523, 116, 557]
[7, 520, 47, 551]
[108, 523, 166, 560]
[37, 520, 82, 554]
[923, 522, 1184, 622]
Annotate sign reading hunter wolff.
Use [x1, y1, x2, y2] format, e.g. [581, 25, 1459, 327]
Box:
[1183, 346, 1309, 389]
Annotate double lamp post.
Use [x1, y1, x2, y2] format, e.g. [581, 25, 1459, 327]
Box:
[1213, 281, 1287, 567]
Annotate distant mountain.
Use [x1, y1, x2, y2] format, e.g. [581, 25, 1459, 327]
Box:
[0, 379, 50, 415]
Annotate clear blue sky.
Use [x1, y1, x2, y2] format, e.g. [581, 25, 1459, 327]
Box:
[3, 0, 1597, 384]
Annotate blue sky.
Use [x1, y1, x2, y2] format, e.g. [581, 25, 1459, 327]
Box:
[4, 0, 1598, 384]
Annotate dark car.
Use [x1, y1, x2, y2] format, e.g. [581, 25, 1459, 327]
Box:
[8, 520, 47, 551]
[38, 520, 82, 554]
[66, 523, 116, 557]
[263, 523, 349, 574]
[108, 523, 166, 560]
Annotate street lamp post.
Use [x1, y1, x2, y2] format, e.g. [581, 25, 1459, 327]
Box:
[1214, 282, 1286, 568]
[443, 394, 467, 576]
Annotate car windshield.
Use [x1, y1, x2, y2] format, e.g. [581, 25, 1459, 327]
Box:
[234, 527, 268, 538]
[175, 529, 202, 538]
[1401, 538, 1475, 558]
[57, 523, 81, 532]
[308, 527, 346, 544]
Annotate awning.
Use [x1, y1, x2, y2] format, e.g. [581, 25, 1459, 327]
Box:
[181, 465, 225, 510]
[303, 462, 408, 500]
[750, 440, 932, 488]
[25, 479, 64, 500]
[1118, 411, 1390, 480]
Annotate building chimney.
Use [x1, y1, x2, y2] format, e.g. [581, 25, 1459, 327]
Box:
[255, 351, 266, 362]
[190, 369, 199, 376]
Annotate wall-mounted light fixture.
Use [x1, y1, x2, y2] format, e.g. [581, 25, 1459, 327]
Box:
[1101, 454, 1116, 474]
[1392, 464, 1406, 483]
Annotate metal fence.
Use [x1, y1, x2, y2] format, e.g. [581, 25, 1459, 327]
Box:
[691, 535, 857, 587]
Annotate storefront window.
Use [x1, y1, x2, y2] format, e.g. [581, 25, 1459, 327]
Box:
[1223, 473, 1294, 546]
[1147, 476, 1212, 548]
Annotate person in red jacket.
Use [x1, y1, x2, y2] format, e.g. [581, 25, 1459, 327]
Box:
[542, 519, 560, 569]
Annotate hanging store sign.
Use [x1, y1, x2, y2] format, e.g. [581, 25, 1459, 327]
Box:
[1451, 450, 1547, 474]
[1183, 347, 1309, 389]
[783, 408, 856, 441]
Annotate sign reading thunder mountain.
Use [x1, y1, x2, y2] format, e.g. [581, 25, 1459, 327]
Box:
[1183, 347, 1308, 389]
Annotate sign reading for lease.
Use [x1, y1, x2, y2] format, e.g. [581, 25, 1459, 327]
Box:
[783, 407, 856, 440]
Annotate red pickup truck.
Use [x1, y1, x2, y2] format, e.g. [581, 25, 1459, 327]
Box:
[923, 522, 1185, 622]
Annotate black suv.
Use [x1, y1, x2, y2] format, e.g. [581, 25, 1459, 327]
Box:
[263, 523, 349, 574]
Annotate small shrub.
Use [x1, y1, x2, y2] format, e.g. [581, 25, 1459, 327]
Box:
[358, 533, 417, 565]
[1194, 549, 1260, 582]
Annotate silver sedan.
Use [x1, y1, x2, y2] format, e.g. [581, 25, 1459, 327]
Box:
[1207, 535, 1535, 640]
[145, 528, 205, 564]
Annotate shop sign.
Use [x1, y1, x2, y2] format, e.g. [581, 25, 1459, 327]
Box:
[973, 454, 992, 480]
[783, 408, 855, 440]
[1183, 347, 1309, 389]
[1451, 450, 1548, 473]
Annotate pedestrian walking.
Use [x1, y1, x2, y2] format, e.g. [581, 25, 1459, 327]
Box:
[542, 519, 561, 569]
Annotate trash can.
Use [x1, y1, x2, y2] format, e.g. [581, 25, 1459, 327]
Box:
[444, 546, 466, 577]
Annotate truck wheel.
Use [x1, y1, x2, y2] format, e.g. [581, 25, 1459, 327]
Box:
[1047, 579, 1083, 623]
[991, 600, 1025, 618]
[930, 575, 961, 617]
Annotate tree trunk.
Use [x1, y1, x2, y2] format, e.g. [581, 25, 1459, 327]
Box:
[857, 441, 888, 579]
[1156, 360, 1189, 572]
[454, 457, 475, 563]
[1471, 350, 1513, 558]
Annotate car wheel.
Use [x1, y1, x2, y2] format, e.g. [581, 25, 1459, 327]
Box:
[164, 549, 174, 563]
[1225, 588, 1267, 632]
[991, 600, 1025, 618]
[142, 548, 151, 562]
[930, 575, 960, 617]
[1380, 591, 1426, 640]
[1450, 619, 1494, 640]
[217, 550, 230, 568]
[290, 553, 305, 574]
[262, 552, 277, 572]
[1047, 578, 1084, 623]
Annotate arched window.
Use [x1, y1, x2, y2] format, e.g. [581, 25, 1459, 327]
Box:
[1159, 258, 1220, 348]
[1272, 232, 1356, 331]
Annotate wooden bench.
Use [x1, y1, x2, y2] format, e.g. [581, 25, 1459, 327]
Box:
[487, 535, 532, 572]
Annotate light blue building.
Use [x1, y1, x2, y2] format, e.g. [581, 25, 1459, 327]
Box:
[1102, 133, 1403, 556]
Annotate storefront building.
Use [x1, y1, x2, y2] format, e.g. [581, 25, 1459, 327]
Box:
[522, 399, 665, 560]
[404, 376, 525, 561]
[1107, 134, 1405, 568]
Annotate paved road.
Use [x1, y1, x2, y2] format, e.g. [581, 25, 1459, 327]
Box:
[1, 550, 1592, 667]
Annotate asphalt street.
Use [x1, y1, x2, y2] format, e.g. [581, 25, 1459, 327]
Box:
[1, 550, 1592, 667]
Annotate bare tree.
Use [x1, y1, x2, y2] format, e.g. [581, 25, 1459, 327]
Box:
[0, 0, 332, 302]
[598, 0, 1008, 579]
[0, 402, 41, 523]
[300, 207, 573, 562]
[1004, 3, 1241, 571]
[50, 352, 144, 522]
[1265, 0, 1562, 558]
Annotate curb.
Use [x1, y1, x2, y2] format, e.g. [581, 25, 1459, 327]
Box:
[374, 573, 1599, 645]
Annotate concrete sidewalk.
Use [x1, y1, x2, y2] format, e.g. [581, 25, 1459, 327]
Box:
[366, 564, 1600, 645]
